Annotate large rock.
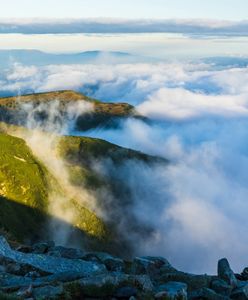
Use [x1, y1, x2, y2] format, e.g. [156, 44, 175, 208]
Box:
[114, 286, 138, 298]
[0, 271, 93, 291]
[0, 272, 32, 291]
[159, 271, 213, 291]
[32, 241, 55, 254]
[65, 273, 154, 298]
[218, 258, 238, 287]
[241, 268, 248, 281]
[189, 287, 229, 300]
[33, 285, 65, 300]
[83, 252, 125, 272]
[48, 246, 85, 259]
[231, 283, 248, 300]
[154, 281, 187, 300]
[210, 278, 233, 296]
[131, 256, 174, 277]
[0, 236, 106, 276]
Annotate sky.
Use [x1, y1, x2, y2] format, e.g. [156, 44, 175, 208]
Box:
[0, 0, 247, 20]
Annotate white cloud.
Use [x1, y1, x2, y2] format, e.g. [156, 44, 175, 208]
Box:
[137, 87, 248, 120]
[3, 60, 248, 273]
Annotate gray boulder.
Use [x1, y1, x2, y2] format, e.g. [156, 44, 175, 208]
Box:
[32, 242, 54, 254]
[114, 286, 138, 298]
[210, 279, 233, 296]
[154, 281, 187, 300]
[0, 272, 33, 291]
[159, 271, 213, 291]
[0, 271, 91, 291]
[231, 283, 248, 300]
[83, 252, 125, 272]
[218, 258, 238, 287]
[0, 236, 106, 276]
[65, 273, 154, 298]
[189, 287, 229, 300]
[241, 268, 248, 281]
[33, 284, 64, 300]
[48, 246, 85, 259]
[131, 256, 174, 277]
[0, 254, 47, 276]
[15, 245, 32, 253]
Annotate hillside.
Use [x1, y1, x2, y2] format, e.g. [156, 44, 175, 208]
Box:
[0, 128, 166, 254]
[0, 90, 136, 131]
[0, 133, 109, 246]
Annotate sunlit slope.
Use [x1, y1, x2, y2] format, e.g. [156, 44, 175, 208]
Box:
[0, 133, 108, 243]
[0, 131, 165, 251]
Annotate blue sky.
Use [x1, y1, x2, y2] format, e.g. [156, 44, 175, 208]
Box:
[0, 0, 247, 20]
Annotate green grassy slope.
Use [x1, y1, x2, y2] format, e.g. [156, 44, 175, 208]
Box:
[0, 131, 164, 251]
[0, 133, 108, 244]
[0, 134, 49, 210]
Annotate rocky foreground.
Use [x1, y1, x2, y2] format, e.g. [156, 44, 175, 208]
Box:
[0, 236, 248, 299]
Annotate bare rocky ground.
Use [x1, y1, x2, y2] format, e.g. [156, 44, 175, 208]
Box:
[0, 235, 248, 300]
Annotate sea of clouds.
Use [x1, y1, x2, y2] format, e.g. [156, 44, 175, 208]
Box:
[2, 60, 248, 274]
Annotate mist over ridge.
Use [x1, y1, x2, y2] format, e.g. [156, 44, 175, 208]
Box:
[1, 52, 248, 274]
[1, 24, 248, 274]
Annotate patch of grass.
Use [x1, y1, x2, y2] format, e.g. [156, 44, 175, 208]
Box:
[0, 134, 49, 210]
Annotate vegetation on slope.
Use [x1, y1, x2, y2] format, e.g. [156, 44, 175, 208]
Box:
[58, 135, 164, 166]
[0, 90, 136, 131]
[0, 89, 166, 254]
[0, 133, 108, 245]
[0, 129, 165, 253]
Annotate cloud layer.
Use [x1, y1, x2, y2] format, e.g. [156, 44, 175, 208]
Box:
[2, 59, 248, 273]
[2, 61, 248, 120]
[0, 18, 248, 35]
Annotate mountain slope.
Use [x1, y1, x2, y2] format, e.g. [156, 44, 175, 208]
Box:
[0, 90, 136, 131]
[0, 130, 166, 255]
[0, 133, 108, 245]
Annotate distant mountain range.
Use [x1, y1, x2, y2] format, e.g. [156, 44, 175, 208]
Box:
[0, 50, 151, 67]
[203, 56, 248, 68]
